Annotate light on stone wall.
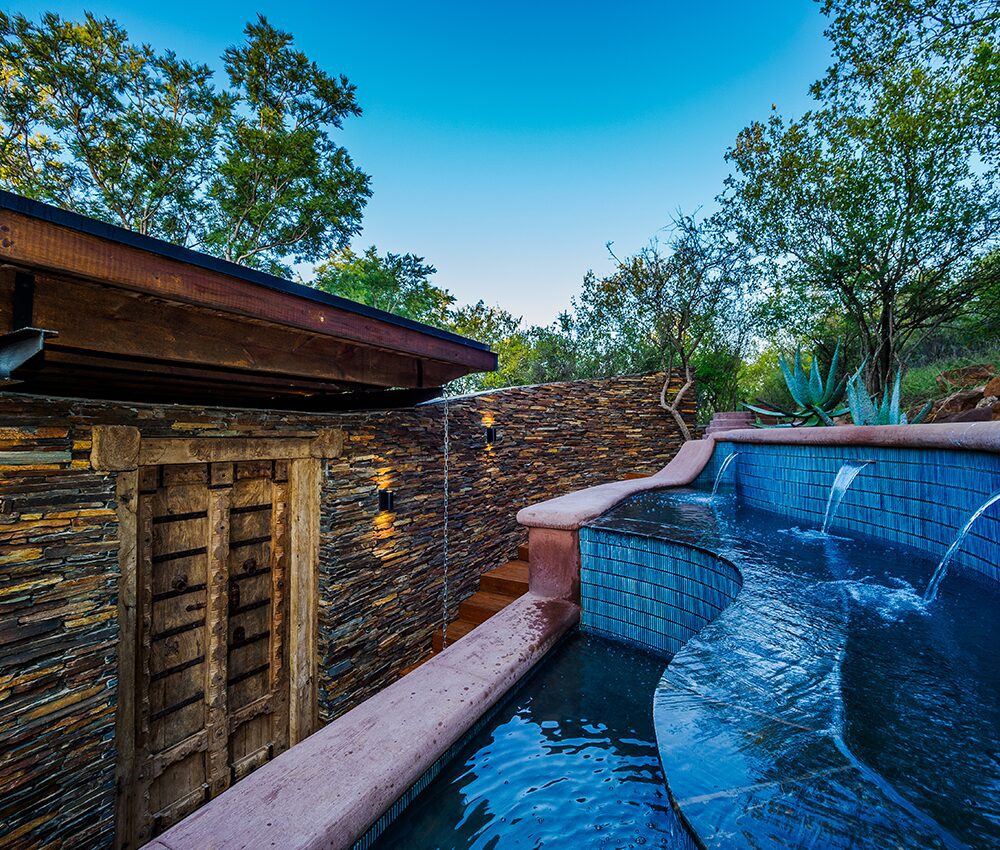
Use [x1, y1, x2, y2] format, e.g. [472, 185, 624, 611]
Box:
[484, 425, 497, 445]
[377, 488, 395, 512]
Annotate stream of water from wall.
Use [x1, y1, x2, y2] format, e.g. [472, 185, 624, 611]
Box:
[822, 460, 874, 534]
[442, 400, 450, 646]
[711, 452, 739, 496]
[923, 489, 1000, 603]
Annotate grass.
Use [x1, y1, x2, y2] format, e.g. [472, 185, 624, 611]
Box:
[900, 352, 1000, 408]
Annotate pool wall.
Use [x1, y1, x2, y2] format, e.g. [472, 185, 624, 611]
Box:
[520, 423, 1000, 604]
[580, 529, 741, 656]
[712, 433, 1000, 586]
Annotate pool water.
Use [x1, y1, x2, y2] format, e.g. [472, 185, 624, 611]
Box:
[598, 489, 1000, 849]
[375, 486, 999, 849]
[374, 634, 695, 849]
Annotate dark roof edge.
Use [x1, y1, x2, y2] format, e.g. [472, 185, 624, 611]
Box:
[0, 190, 491, 353]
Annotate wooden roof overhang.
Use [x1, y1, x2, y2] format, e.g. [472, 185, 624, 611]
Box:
[0, 191, 497, 410]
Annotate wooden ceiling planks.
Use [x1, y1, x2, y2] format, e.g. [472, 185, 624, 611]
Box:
[0, 192, 496, 408]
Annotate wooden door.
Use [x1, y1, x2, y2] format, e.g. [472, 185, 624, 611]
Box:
[129, 460, 292, 846]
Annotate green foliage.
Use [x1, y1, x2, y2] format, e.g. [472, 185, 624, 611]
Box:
[846, 365, 932, 425]
[745, 340, 848, 426]
[314, 247, 454, 328]
[818, 0, 999, 164]
[729, 1, 999, 396]
[447, 302, 534, 394]
[0, 12, 369, 275]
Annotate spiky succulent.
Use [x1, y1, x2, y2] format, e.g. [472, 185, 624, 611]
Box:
[846, 364, 932, 426]
[745, 340, 848, 427]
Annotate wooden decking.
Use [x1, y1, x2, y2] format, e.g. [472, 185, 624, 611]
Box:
[403, 545, 530, 675]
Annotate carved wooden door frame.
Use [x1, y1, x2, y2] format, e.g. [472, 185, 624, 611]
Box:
[91, 426, 341, 849]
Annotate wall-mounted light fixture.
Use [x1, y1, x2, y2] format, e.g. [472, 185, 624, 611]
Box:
[377, 488, 395, 512]
[484, 425, 497, 445]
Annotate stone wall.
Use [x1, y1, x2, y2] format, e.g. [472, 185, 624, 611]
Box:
[317, 371, 694, 718]
[0, 371, 692, 848]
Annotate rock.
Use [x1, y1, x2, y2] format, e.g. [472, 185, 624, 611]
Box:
[984, 375, 1000, 398]
[935, 406, 995, 424]
[935, 363, 995, 392]
[931, 386, 985, 421]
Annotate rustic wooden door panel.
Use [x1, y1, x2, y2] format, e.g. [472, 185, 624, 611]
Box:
[129, 459, 293, 847]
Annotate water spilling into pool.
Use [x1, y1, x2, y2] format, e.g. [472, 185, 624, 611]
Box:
[822, 459, 873, 534]
[373, 484, 998, 849]
[711, 451, 739, 496]
[924, 488, 1000, 602]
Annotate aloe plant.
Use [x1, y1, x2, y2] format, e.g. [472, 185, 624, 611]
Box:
[745, 340, 848, 426]
[846, 364, 932, 425]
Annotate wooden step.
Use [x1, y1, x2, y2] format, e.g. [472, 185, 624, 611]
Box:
[421, 559, 531, 661]
[432, 618, 476, 652]
[399, 651, 433, 677]
[458, 590, 518, 625]
[517, 542, 530, 561]
[480, 560, 529, 595]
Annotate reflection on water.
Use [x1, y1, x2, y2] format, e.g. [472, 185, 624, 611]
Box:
[375, 635, 696, 849]
[602, 488, 999, 849]
[377, 485, 998, 850]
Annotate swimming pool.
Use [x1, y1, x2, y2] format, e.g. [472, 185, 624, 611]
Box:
[374, 477, 998, 849]
[374, 632, 696, 848]
[590, 487, 999, 849]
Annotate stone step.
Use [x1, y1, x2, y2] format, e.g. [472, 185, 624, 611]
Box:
[480, 560, 529, 596]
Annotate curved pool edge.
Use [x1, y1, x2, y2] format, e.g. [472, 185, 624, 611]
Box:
[580, 519, 745, 849]
[518, 422, 1000, 848]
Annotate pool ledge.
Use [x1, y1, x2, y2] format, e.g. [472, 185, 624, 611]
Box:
[517, 438, 716, 532]
[518, 421, 1000, 535]
[150, 592, 579, 850]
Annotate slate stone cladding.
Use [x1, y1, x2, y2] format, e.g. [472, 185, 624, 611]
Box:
[0, 370, 690, 849]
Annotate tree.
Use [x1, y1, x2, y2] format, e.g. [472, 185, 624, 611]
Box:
[581, 212, 753, 440]
[0, 12, 225, 241]
[0, 12, 369, 275]
[447, 302, 534, 394]
[314, 246, 455, 327]
[817, 0, 999, 161]
[728, 60, 999, 393]
[204, 16, 369, 273]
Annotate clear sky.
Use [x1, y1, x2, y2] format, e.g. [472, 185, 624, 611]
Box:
[15, 1, 831, 325]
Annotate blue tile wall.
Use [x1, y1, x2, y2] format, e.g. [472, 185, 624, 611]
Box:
[580, 527, 742, 656]
[698, 440, 1000, 586]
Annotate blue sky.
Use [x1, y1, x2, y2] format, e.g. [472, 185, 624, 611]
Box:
[16, 1, 831, 325]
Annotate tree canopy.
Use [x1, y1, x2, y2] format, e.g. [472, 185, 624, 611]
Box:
[726, 0, 999, 394]
[314, 247, 454, 328]
[0, 3, 996, 416]
[0, 12, 369, 275]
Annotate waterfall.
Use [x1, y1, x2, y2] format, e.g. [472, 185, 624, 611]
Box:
[924, 489, 1000, 603]
[822, 460, 874, 535]
[711, 452, 740, 496]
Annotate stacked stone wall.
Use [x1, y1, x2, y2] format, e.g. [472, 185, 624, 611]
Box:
[0, 372, 691, 848]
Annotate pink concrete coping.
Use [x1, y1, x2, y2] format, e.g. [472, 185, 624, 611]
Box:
[517, 421, 1000, 533]
[155, 592, 579, 850]
[719, 421, 1000, 452]
[517, 439, 717, 531]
